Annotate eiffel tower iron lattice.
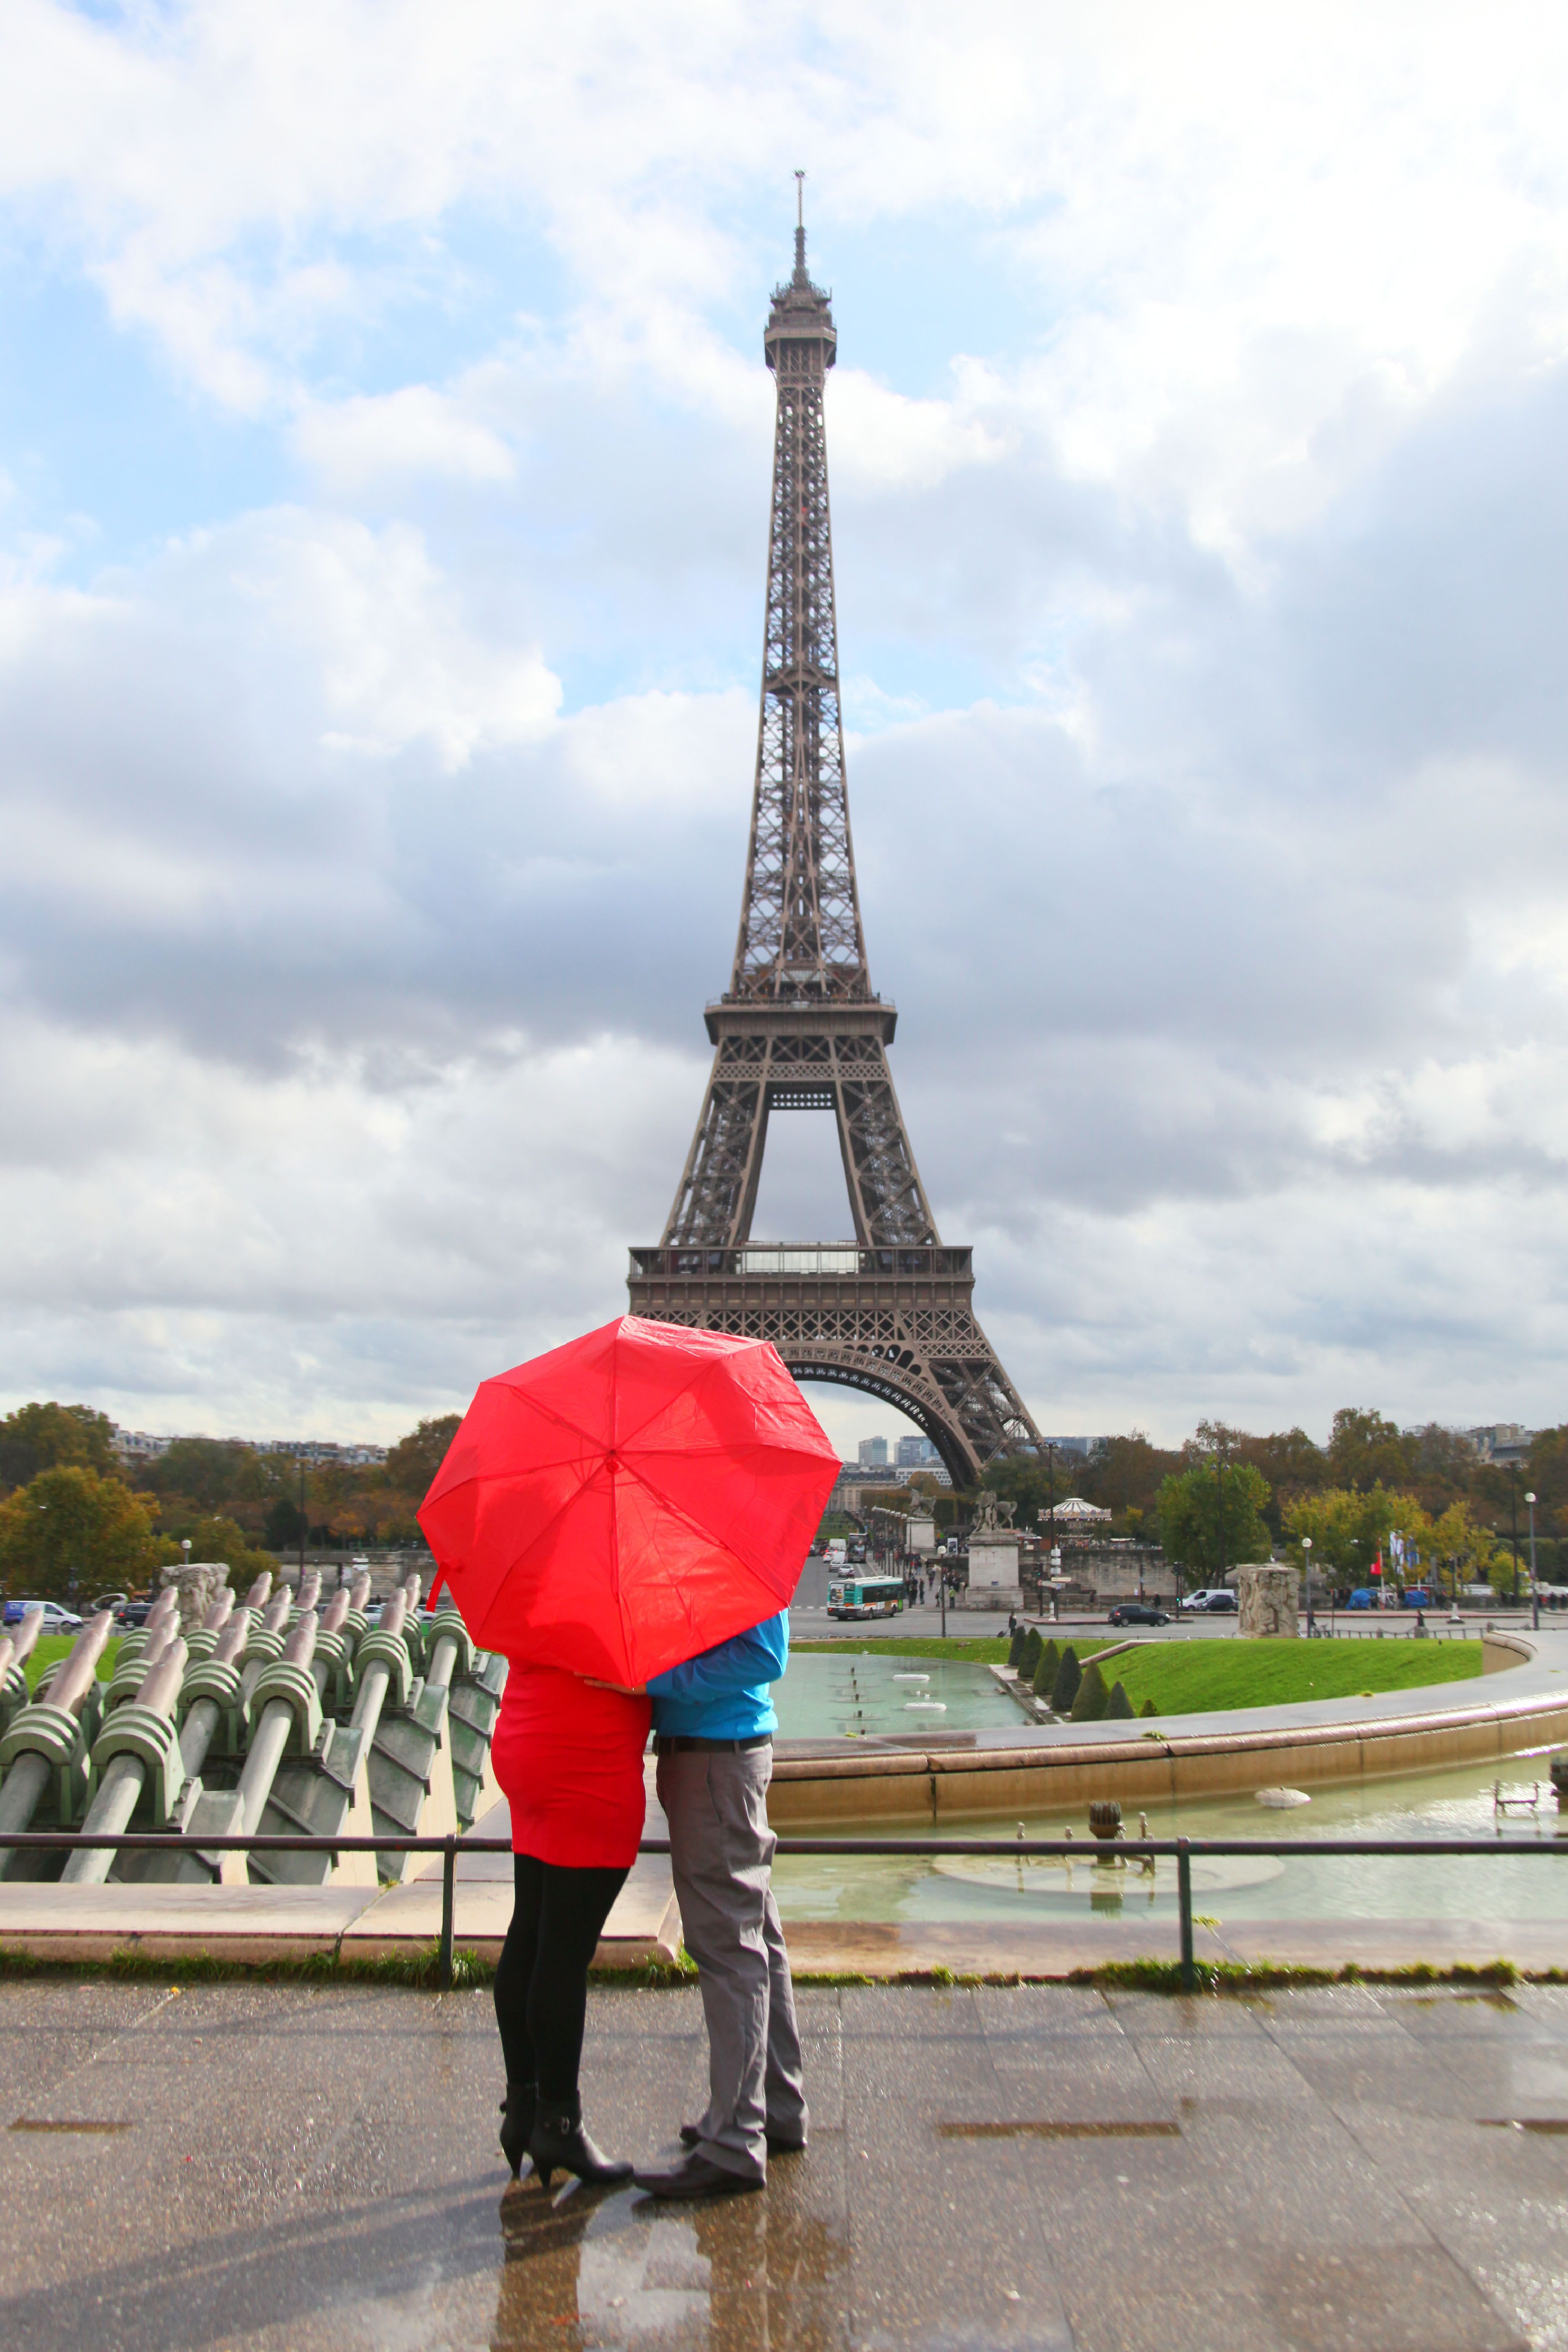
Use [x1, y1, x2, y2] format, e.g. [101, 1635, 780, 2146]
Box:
[628, 209, 1042, 1489]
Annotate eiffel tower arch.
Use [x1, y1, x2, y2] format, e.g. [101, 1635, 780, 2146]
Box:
[628, 201, 1042, 1491]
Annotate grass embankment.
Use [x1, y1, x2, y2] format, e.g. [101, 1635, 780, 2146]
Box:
[792, 1632, 1484, 1714]
[1086, 1637, 1482, 1717]
[794, 1636, 1009, 1665]
[21, 1635, 122, 1692]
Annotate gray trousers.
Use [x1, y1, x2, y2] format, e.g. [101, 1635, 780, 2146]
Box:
[656, 1743, 807, 2182]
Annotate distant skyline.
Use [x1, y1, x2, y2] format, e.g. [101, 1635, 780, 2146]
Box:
[3, 7, 1568, 1451]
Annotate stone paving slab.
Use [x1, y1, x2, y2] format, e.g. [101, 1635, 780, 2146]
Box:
[5, 1976, 1568, 2349]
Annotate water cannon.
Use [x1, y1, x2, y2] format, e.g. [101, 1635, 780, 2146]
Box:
[63, 1637, 191, 1885]
[183, 1588, 235, 1664]
[310, 1589, 356, 1713]
[0, 1611, 115, 1871]
[236, 1612, 324, 1836]
[0, 1606, 46, 1737]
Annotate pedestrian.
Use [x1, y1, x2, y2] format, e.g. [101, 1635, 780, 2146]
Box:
[633, 1610, 807, 2200]
[490, 1658, 647, 2190]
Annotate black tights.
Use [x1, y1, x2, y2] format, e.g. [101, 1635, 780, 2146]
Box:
[493, 1853, 628, 2102]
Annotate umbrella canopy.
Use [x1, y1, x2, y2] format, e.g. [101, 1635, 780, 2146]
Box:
[418, 1316, 841, 1684]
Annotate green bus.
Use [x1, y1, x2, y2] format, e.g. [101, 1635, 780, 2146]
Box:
[827, 1574, 905, 1620]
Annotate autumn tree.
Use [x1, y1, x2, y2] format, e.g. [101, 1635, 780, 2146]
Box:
[0, 1465, 160, 1601]
[1156, 1459, 1272, 1579]
[0, 1402, 119, 1497]
[1327, 1408, 1415, 1492]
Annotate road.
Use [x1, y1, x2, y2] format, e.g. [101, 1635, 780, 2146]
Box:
[788, 1555, 1539, 1643]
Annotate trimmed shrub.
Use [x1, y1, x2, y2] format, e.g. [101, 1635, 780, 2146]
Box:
[1105, 1680, 1134, 1720]
[1008, 1625, 1027, 1670]
[1032, 1639, 1060, 1699]
[1022, 1625, 1043, 1675]
[1139, 1696, 1158, 1718]
[1070, 1661, 1109, 1721]
[1049, 1645, 1081, 1714]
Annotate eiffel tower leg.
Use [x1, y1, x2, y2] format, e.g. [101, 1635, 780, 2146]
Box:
[830, 1036, 936, 1248]
[663, 1044, 771, 1250]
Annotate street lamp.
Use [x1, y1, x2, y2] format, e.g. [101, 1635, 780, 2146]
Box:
[1527, 1491, 1539, 1631]
[1301, 1536, 1314, 1637]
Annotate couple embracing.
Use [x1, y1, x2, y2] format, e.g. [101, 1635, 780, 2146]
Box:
[490, 1602, 804, 2200]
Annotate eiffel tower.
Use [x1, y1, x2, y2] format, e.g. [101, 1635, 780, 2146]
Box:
[628, 197, 1042, 1489]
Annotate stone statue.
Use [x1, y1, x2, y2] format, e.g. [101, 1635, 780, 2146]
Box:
[158, 1560, 231, 1630]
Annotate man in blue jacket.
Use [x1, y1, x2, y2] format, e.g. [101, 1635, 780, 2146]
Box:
[632, 1608, 806, 2199]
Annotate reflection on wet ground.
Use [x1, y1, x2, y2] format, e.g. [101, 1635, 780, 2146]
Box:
[6, 1975, 1568, 2349]
[494, 2166, 848, 2351]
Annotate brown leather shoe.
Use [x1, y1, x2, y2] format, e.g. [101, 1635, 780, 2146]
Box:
[679, 2122, 806, 2155]
[634, 2153, 763, 2200]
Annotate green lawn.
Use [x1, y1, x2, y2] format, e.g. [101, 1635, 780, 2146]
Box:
[1091, 1637, 1482, 1717]
[19, 1634, 123, 1692]
[794, 1636, 1009, 1664]
[792, 1631, 1485, 1715]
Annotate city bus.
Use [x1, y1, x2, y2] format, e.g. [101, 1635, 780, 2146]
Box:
[826, 1573, 905, 1620]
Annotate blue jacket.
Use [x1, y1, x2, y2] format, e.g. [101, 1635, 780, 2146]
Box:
[646, 1610, 789, 1741]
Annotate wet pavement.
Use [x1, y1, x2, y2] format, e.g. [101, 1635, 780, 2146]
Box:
[5, 1975, 1568, 2349]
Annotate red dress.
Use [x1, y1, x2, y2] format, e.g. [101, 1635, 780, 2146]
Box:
[492, 1662, 650, 1869]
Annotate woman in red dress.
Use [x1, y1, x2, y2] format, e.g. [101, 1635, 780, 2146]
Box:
[490, 1658, 650, 2187]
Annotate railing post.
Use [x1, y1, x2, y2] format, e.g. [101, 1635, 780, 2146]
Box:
[439, 1833, 456, 1987]
[1177, 1839, 1195, 1992]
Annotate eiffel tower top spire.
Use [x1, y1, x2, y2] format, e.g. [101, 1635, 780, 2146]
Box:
[730, 198, 864, 1003]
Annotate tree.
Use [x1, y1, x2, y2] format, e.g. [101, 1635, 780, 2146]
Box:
[0, 1465, 160, 1601]
[156, 1515, 278, 1588]
[1327, 1408, 1415, 1492]
[0, 1402, 118, 1496]
[382, 1415, 462, 1506]
[1070, 1661, 1109, 1721]
[1157, 1459, 1272, 1579]
[1050, 1647, 1081, 1714]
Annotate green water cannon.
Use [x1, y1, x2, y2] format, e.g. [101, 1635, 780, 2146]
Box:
[241, 1590, 295, 1690]
[0, 1607, 46, 1738]
[310, 1589, 357, 1715]
[423, 1597, 474, 1693]
[236, 1611, 323, 1834]
[338, 1572, 374, 1659]
[0, 1611, 116, 1871]
[114, 1586, 180, 1674]
[287, 1570, 323, 1625]
[62, 1639, 191, 1884]
[182, 1586, 236, 1665]
[178, 1612, 252, 1779]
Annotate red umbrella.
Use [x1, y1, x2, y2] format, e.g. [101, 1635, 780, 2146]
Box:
[418, 1315, 841, 1684]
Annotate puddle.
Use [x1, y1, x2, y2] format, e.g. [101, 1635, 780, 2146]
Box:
[495, 2173, 848, 2350]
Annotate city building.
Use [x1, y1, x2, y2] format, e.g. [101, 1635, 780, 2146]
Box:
[857, 1436, 889, 1468]
[895, 1434, 942, 1469]
[1466, 1424, 1534, 1467]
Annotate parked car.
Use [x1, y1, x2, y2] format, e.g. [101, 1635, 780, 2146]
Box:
[114, 1600, 157, 1628]
[1179, 1588, 1237, 1613]
[1107, 1602, 1170, 1627]
[2, 1600, 84, 1632]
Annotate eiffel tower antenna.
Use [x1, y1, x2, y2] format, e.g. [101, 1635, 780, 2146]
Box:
[629, 201, 1042, 1488]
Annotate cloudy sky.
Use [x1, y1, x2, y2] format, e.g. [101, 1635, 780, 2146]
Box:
[3, 2, 1567, 1456]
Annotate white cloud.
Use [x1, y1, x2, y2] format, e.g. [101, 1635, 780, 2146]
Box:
[292, 387, 517, 492]
[2, 3, 1568, 1447]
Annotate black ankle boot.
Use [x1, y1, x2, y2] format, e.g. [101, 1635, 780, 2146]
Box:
[528, 2094, 633, 2191]
[499, 2080, 536, 2177]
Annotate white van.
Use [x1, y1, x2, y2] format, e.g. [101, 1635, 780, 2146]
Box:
[823, 1539, 848, 1567]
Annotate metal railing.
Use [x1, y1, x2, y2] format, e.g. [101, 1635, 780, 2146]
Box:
[3, 1827, 1566, 1994]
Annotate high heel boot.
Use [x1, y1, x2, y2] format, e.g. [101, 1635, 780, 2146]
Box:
[499, 2080, 536, 2178]
[527, 2094, 633, 2191]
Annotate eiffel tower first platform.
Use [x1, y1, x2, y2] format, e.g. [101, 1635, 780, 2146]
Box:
[628, 201, 1042, 1490]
